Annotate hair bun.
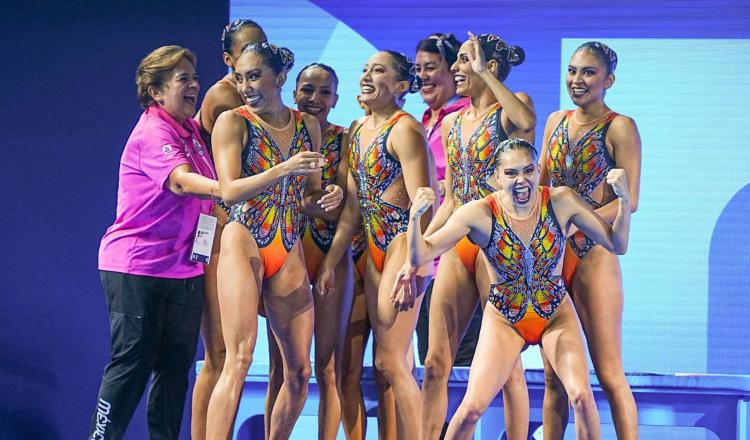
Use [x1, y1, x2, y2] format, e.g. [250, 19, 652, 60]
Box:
[507, 46, 525, 66]
[279, 47, 295, 72]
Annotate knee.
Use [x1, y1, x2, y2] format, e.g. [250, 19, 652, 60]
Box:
[567, 387, 596, 414]
[226, 348, 253, 382]
[373, 355, 400, 383]
[314, 360, 337, 388]
[202, 348, 227, 373]
[456, 402, 486, 426]
[544, 370, 566, 395]
[423, 352, 451, 384]
[284, 362, 312, 395]
[595, 368, 628, 397]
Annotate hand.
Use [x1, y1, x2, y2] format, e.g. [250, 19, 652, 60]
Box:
[410, 187, 435, 219]
[467, 31, 488, 75]
[606, 168, 630, 200]
[314, 262, 336, 298]
[318, 184, 343, 212]
[390, 263, 418, 311]
[282, 151, 326, 176]
[437, 179, 446, 197]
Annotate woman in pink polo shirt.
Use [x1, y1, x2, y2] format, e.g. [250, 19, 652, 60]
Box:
[90, 45, 219, 440]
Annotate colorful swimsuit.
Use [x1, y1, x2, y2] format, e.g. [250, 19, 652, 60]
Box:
[298, 124, 344, 280]
[349, 112, 411, 272]
[446, 103, 507, 272]
[546, 110, 618, 285]
[228, 107, 312, 279]
[483, 187, 567, 344]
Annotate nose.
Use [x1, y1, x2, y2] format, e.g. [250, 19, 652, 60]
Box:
[451, 60, 459, 73]
[418, 68, 429, 82]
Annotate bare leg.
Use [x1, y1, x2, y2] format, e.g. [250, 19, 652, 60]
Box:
[314, 252, 355, 440]
[339, 270, 370, 440]
[263, 243, 315, 440]
[192, 206, 228, 440]
[541, 300, 601, 440]
[265, 320, 283, 440]
[421, 250, 480, 440]
[206, 224, 263, 440]
[573, 248, 637, 440]
[541, 347, 569, 440]
[474, 255, 530, 440]
[371, 236, 430, 440]
[444, 307, 526, 440]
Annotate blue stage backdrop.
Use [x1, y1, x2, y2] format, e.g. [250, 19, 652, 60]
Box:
[230, 0, 750, 377]
[2, 1, 749, 440]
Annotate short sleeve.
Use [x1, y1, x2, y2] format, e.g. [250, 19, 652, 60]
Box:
[138, 121, 191, 189]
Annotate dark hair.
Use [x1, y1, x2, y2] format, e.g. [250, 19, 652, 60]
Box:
[295, 63, 339, 87]
[383, 50, 422, 95]
[575, 41, 618, 75]
[494, 138, 537, 164]
[416, 33, 462, 67]
[221, 19, 266, 54]
[475, 34, 525, 81]
[242, 41, 295, 74]
[136, 45, 196, 109]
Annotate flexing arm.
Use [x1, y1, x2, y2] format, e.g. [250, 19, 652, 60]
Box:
[555, 169, 631, 254]
[212, 110, 324, 205]
[593, 115, 642, 221]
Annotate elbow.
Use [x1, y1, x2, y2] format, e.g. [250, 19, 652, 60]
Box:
[629, 199, 638, 214]
[220, 187, 242, 206]
[519, 115, 537, 133]
[613, 241, 628, 255]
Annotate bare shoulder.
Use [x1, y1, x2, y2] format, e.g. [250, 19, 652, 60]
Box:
[203, 81, 243, 113]
[393, 112, 425, 136]
[610, 113, 639, 133]
[545, 109, 568, 127]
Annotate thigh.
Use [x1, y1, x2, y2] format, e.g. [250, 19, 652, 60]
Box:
[462, 307, 525, 409]
[540, 300, 591, 391]
[264, 242, 315, 366]
[216, 223, 264, 352]
[429, 250, 480, 358]
[572, 248, 624, 367]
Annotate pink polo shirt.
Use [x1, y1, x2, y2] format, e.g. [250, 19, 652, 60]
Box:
[421, 97, 471, 181]
[99, 105, 216, 279]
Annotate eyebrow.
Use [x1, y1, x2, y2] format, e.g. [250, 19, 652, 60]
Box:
[568, 64, 599, 70]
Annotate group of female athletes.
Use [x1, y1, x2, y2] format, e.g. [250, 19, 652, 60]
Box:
[93, 16, 642, 440]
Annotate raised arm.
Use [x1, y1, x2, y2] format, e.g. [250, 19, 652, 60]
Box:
[212, 110, 324, 205]
[553, 168, 631, 254]
[467, 32, 536, 137]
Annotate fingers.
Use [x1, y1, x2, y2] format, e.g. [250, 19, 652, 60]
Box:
[318, 185, 343, 211]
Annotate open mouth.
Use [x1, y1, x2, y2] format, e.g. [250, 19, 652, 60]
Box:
[245, 94, 263, 106]
[454, 75, 467, 87]
[570, 87, 587, 97]
[513, 186, 531, 204]
[421, 83, 435, 94]
[302, 103, 324, 114]
[184, 96, 196, 105]
[360, 84, 375, 95]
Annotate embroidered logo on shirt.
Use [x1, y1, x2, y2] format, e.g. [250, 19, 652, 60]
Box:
[161, 144, 176, 159]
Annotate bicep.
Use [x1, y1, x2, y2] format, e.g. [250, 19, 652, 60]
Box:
[610, 117, 642, 210]
[424, 205, 478, 256]
[393, 124, 431, 200]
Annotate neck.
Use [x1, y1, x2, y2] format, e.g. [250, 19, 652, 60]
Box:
[256, 99, 289, 127]
[318, 118, 330, 134]
[223, 72, 236, 86]
[369, 102, 400, 127]
[468, 89, 497, 116]
[497, 189, 536, 218]
[575, 100, 609, 119]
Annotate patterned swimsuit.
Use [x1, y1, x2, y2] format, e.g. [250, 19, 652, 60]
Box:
[349, 112, 411, 272]
[228, 107, 312, 279]
[546, 110, 619, 259]
[483, 187, 567, 344]
[445, 103, 507, 272]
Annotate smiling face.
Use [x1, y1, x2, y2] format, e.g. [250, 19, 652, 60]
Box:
[495, 148, 540, 207]
[294, 66, 338, 124]
[150, 57, 199, 123]
[415, 50, 456, 110]
[566, 49, 614, 107]
[451, 40, 490, 98]
[234, 51, 284, 112]
[359, 51, 408, 109]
